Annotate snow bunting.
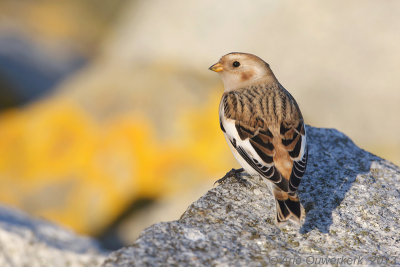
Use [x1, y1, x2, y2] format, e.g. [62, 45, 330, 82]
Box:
[209, 52, 308, 224]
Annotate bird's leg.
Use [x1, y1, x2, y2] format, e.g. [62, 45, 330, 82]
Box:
[214, 168, 250, 186]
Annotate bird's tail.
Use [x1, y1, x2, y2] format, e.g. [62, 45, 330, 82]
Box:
[273, 189, 303, 224]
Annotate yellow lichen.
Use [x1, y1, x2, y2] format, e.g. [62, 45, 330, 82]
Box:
[0, 92, 235, 234]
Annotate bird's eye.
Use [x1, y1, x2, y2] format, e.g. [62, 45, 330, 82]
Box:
[232, 61, 240, 68]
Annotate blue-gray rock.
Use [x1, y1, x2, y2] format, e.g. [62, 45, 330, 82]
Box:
[0, 33, 86, 109]
[0, 205, 106, 267]
[102, 126, 400, 266]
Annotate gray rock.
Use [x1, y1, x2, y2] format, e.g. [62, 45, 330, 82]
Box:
[0, 205, 106, 267]
[102, 126, 400, 266]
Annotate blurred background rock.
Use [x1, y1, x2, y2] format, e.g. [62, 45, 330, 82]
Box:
[0, 0, 399, 250]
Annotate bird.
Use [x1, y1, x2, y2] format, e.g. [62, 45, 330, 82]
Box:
[209, 52, 308, 224]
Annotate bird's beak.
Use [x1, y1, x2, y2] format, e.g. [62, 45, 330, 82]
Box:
[209, 62, 223, 72]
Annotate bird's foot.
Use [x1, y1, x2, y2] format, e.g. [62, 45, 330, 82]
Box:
[214, 168, 250, 187]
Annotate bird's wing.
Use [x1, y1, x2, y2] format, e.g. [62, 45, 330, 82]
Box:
[220, 91, 307, 193]
[278, 121, 308, 193]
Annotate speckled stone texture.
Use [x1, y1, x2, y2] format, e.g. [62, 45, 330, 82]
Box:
[102, 126, 400, 266]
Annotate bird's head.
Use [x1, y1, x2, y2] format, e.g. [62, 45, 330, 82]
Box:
[209, 52, 277, 91]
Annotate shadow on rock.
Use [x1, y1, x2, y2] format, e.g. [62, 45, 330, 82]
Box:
[299, 126, 378, 233]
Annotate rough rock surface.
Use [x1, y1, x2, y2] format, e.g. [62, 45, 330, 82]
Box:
[0, 205, 106, 267]
[103, 126, 400, 266]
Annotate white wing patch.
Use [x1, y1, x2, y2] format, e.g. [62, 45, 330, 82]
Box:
[292, 129, 307, 161]
[219, 103, 284, 185]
